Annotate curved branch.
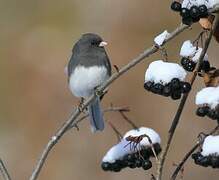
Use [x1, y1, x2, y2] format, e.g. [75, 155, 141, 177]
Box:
[0, 159, 11, 180]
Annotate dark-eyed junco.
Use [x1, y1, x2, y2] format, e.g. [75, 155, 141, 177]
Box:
[67, 33, 111, 132]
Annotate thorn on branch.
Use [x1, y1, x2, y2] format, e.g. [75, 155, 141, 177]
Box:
[113, 65, 120, 73]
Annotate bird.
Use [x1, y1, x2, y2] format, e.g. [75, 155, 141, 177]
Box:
[67, 33, 112, 132]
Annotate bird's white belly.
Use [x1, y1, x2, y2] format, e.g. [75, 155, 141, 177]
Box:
[69, 66, 109, 98]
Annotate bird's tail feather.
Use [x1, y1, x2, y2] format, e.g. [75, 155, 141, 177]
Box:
[88, 97, 104, 132]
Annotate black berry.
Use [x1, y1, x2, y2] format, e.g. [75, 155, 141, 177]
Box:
[182, 60, 196, 72]
[144, 81, 154, 91]
[126, 154, 135, 162]
[199, 5, 208, 18]
[135, 159, 142, 168]
[199, 156, 210, 167]
[180, 82, 191, 93]
[196, 106, 210, 117]
[128, 162, 137, 169]
[182, 17, 193, 25]
[171, 1, 182, 12]
[211, 156, 219, 168]
[190, 6, 200, 19]
[101, 162, 111, 171]
[142, 160, 152, 170]
[111, 163, 121, 172]
[180, 8, 190, 18]
[162, 83, 172, 97]
[207, 110, 218, 120]
[140, 149, 150, 159]
[181, 57, 189, 66]
[171, 78, 181, 90]
[200, 60, 210, 72]
[171, 90, 181, 100]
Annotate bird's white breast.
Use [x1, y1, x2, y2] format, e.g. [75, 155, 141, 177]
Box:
[69, 66, 109, 98]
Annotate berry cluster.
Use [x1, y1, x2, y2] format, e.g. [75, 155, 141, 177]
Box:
[181, 58, 210, 72]
[192, 152, 219, 168]
[101, 143, 161, 172]
[196, 105, 219, 121]
[144, 78, 191, 100]
[171, 1, 208, 25]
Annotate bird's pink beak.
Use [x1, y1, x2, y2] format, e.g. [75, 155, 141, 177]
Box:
[99, 41, 108, 47]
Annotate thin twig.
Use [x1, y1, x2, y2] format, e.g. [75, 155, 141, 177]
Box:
[119, 111, 139, 129]
[144, 135, 159, 162]
[156, 14, 219, 180]
[107, 121, 123, 142]
[171, 125, 219, 180]
[0, 159, 11, 180]
[69, 106, 130, 130]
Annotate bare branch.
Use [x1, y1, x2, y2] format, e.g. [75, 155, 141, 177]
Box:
[0, 159, 11, 180]
[156, 14, 219, 180]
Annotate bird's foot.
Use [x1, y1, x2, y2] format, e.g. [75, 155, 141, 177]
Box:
[78, 98, 85, 112]
[95, 87, 104, 97]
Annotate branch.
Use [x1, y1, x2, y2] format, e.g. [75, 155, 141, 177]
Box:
[29, 21, 192, 180]
[0, 159, 11, 180]
[171, 125, 219, 180]
[156, 14, 219, 180]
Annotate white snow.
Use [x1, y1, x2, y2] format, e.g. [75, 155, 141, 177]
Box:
[191, 47, 208, 62]
[209, 0, 219, 8]
[102, 127, 161, 163]
[196, 86, 219, 109]
[182, 0, 212, 9]
[124, 127, 161, 146]
[180, 40, 197, 58]
[145, 60, 187, 84]
[102, 139, 133, 163]
[154, 30, 170, 46]
[201, 135, 219, 156]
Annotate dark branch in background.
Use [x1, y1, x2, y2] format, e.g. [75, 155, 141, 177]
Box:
[29, 5, 219, 180]
[107, 121, 123, 142]
[119, 111, 139, 129]
[156, 14, 219, 180]
[171, 125, 219, 180]
[0, 159, 11, 180]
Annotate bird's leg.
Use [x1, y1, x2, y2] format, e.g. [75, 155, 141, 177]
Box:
[78, 97, 85, 112]
[94, 86, 104, 98]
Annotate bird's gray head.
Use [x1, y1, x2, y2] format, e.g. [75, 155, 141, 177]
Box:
[74, 33, 107, 50]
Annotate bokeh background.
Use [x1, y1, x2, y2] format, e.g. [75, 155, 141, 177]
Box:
[0, 0, 218, 179]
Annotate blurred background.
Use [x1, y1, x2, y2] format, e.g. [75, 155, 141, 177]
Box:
[0, 0, 218, 179]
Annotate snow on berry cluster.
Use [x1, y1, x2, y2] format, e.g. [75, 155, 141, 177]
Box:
[101, 127, 161, 172]
[195, 86, 219, 121]
[144, 60, 191, 100]
[171, 0, 219, 25]
[192, 135, 219, 168]
[180, 40, 209, 72]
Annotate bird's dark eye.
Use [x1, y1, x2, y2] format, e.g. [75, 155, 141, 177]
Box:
[91, 40, 101, 46]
